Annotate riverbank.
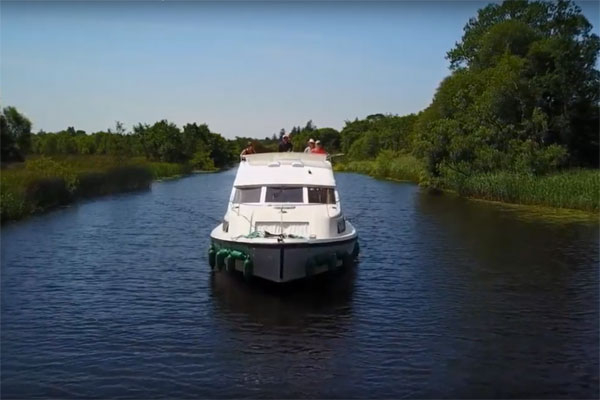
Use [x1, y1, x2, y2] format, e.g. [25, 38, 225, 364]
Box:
[0, 155, 216, 224]
[334, 155, 599, 213]
[3, 154, 597, 224]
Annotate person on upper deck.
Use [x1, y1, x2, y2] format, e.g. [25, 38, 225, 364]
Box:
[278, 134, 293, 152]
[311, 140, 327, 154]
[304, 138, 315, 153]
[240, 142, 256, 160]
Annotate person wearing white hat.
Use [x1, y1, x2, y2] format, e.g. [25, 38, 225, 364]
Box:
[311, 140, 327, 154]
[304, 138, 315, 153]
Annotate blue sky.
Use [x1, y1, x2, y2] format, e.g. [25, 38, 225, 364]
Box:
[1, 1, 598, 139]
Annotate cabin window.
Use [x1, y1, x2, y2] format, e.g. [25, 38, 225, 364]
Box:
[265, 187, 303, 203]
[307, 187, 336, 204]
[233, 187, 261, 203]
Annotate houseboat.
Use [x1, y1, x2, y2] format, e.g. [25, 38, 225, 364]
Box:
[208, 152, 358, 282]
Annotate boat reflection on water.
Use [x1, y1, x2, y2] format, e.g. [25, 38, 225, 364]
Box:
[208, 266, 359, 397]
[209, 266, 357, 332]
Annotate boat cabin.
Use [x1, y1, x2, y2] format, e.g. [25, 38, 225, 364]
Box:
[223, 153, 346, 240]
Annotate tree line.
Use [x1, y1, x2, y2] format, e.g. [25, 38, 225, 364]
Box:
[2, 0, 597, 181]
[295, 0, 599, 183]
[1, 113, 241, 170]
[257, 0, 600, 181]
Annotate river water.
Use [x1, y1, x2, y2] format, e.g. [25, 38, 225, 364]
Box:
[1, 169, 598, 398]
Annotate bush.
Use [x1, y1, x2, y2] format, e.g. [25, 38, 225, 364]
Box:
[25, 177, 71, 211]
[25, 156, 78, 191]
[337, 153, 425, 183]
[190, 151, 216, 171]
[452, 170, 599, 211]
[146, 162, 191, 179]
[0, 186, 29, 222]
[76, 166, 153, 198]
[336, 152, 598, 212]
[1, 155, 195, 223]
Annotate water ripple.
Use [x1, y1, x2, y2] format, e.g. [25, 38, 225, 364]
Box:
[1, 171, 598, 398]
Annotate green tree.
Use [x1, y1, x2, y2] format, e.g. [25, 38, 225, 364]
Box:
[304, 120, 316, 132]
[1, 106, 32, 161]
[206, 132, 236, 168]
[182, 123, 211, 160]
[291, 126, 341, 152]
[445, 0, 599, 166]
[339, 114, 416, 156]
[348, 134, 380, 160]
[134, 120, 185, 162]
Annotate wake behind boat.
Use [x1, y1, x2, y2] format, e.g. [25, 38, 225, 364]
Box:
[209, 152, 359, 283]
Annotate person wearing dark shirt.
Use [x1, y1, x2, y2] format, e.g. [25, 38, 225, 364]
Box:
[278, 135, 293, 152]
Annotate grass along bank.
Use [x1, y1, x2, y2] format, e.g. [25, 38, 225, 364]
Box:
[0, 155, 211, 223]
[335, 152, 425, 183]
[334, 153, 599, 213]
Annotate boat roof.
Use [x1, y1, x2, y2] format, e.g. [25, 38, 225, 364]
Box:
[234, 152, 336, 187]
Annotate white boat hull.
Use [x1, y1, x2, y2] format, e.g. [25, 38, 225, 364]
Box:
[210, 233, 358, 283]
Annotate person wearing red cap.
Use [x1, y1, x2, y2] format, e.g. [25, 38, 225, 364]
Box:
[311, 140, 327, 154]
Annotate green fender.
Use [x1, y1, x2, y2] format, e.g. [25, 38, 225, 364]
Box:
[243, 258, 253, 279]
[216, 249, 229, 271]
[208, 247, 216, 269]
[225, 255, 236, 272]
[229, 250, 246, 260]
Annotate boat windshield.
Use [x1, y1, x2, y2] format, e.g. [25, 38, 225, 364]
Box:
[233, 187, 261, 203]
[308, 187, 336, 204]
[265, 187, 303, 203]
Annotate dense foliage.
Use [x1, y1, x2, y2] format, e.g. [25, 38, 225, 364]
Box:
[26, 120, 239, 170]
[333, 0, 599, 211]
[1, 106, 32, 162]
[416, 0, 599, 179]
[334, 0, 598, 189]
[0, 155, 189, 222]
[1, 0, 598, 219]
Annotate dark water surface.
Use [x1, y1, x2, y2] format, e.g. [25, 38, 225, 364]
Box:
[2, 170, 598, 398]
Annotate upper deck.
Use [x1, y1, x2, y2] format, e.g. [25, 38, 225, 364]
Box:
[234, 152, 336, 187]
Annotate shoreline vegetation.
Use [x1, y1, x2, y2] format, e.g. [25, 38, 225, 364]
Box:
[333, 153, 599, 213]
[2, 0, 599, 222]
[2, 151, 596, 225]
[0, 155, 209, 223]
[1, 117, 250, 224]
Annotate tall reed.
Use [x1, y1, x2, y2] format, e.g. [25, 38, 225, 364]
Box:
[452, 170, 599, 212]
[1, 156, 193, 223]
[336, 152, 425, 183]
[334, 155, 599, 212]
